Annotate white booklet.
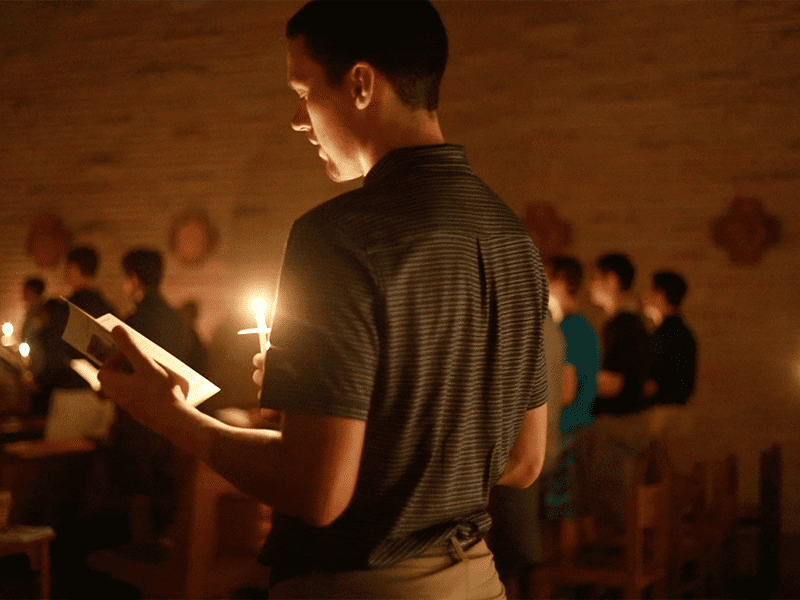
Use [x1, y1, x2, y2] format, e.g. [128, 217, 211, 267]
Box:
[61, 300, 219, 407]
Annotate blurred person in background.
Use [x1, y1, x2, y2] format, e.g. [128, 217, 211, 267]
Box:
[589, 253, 649, 417]
[64, 246, 116, 318]
[107, 248, 202, 551]
[586, 252, 650, 536]
[543, 256, 600, 559]
[24, 297, 86, 415]
[641, 270, 697, 447]
[20, 277, 46, 345]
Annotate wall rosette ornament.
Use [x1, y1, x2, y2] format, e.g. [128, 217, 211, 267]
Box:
[522, 201, 572, 260]
[169, 208, 220, 266]
[26, 214, 72, 269]
[710, 197, 781, 265]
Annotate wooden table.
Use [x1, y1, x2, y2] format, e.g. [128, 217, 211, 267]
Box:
[0, 525, 56, 599]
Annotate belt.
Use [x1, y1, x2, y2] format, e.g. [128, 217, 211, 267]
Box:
[444, 535, 482, 561]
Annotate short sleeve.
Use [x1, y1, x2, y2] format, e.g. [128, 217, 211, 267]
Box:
[261, 215, 380, 421]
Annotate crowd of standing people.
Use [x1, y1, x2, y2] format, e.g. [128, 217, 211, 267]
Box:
[488, 251, 698, 597]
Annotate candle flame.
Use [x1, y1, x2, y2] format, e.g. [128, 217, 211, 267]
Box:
[19, 343, 30, 358]
[1, 322, 12, 337]
[252, 297, 268, 316]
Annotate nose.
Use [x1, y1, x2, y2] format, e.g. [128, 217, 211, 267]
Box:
[292, 101, 310, 132]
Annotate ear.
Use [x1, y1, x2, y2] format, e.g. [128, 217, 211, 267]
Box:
[349, 62, 375, 110]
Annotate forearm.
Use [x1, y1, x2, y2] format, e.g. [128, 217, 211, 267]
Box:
[153, 402, 288, 506]
[496, 404, 547, 489]
[98, 327, 364, 527]
[149, 402, 350, 525]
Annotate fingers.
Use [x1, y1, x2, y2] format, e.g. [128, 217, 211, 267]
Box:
[168, 369, 190, 398]
[109, 326, 151, 373]
[252, 352, 265, 391]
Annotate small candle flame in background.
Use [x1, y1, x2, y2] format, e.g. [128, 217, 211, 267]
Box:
[1, 322, 14, 347]
[19, 342, 30, 367]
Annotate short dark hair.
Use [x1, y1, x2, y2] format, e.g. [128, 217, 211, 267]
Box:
[41, 298, 69, 332]
[548, 255, 583, 297]
[23, 277, 45, 297]
[122, 249, 163, 289]
[596, 253, 635, 291]
[66, 246, 99, 277]
[653, 271, 688, 307]
[286, 0, 448, 111]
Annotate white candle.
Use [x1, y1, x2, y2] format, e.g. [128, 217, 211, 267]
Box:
[251, 297, 269, 354]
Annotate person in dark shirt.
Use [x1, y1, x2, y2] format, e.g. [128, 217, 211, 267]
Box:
[109, 249, 201, 545]
[589, 253, 649, 416]
[65, 247, 116, 318]
[176, 299, 209, 378]
[25, 298, 87, 415]
[586, 253, 651, 536]
[642, 271, 697, 406]
[20, 277, 46, 345]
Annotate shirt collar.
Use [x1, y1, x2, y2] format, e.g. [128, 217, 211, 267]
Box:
[363, 144, 472, 187]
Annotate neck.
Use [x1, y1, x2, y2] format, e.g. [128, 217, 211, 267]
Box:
[73, 281, 93, 292]
[603, 292, 628, 317]
[561, 294, 578, 315]
[359, 91, 444, 174]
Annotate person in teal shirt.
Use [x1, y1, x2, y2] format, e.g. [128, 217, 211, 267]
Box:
[545, 255, 600, 556]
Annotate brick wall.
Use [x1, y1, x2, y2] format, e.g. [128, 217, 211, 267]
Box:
[1, 2, 798, 531]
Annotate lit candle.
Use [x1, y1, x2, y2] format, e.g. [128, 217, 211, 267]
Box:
[1, 322, 13, 348]
[252, 297, 269, 354]
[237, 297, 272, 353]
[19, 342, 30, 366]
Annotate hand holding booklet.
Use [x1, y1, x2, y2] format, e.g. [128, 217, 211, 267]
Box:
[61, 300, 220, 407]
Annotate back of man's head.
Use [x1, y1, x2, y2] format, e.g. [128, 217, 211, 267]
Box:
[652, 271, 688, 308]
[23, 277, 45, 301]
[548, 255, 583, 297]
[596, 253, 635, 292]
[122, 249, 163, 290]
[66, 246, 100, 278]
[286, 0, 448, 111]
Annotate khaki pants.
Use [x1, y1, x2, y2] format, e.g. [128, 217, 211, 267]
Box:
[269, 539, 506, 600]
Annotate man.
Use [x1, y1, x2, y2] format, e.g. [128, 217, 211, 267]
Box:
[121, 249, 197, 367]
[543, 256, 599, 557]
[587, 253, 651, 536]
[589, 252, 649, 416]
[20, 277, 46, 344]
[65, 246, 116, 318]
[110, 249, 202, 544]
[100, 3, 548, 598]
[641, 271, 697, 407]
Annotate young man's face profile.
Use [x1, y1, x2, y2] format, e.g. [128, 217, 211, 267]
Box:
[287, 36, 364, 183]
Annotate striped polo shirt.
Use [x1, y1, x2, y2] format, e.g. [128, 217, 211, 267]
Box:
[260, 144, 549, 578]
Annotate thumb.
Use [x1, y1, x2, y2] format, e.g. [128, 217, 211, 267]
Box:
[107, 325, 151, 373]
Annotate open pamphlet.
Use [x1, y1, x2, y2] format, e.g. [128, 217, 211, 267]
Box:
[61, 299, 220, 407]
